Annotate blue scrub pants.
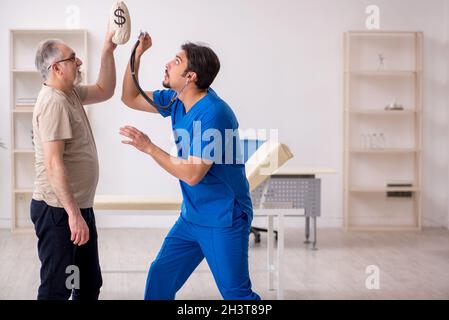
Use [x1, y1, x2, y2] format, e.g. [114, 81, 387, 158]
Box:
[144, 212, 260, 300]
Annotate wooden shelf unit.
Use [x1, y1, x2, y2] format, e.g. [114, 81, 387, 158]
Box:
[343, 31, 423, 231]
[9, 29, 88, 231]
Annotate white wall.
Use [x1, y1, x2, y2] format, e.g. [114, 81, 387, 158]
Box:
[1, 0, 448, 228]
[444, 0, 449, 229]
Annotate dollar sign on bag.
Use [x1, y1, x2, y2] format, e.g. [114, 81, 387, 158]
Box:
[114, 8, 126, 27]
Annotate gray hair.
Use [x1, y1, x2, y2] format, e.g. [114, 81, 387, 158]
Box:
[35, 39, 64, 80]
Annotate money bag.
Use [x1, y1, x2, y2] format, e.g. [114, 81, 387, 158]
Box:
[110, 1, 131, 45]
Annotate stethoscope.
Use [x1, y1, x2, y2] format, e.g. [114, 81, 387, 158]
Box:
[129, 32, 189, 112]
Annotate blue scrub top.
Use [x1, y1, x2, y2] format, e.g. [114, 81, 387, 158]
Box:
[153, 88, 253, 227]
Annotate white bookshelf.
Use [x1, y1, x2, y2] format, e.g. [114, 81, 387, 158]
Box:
[9, 29, 88, 231]
[343, 31, 423, 231]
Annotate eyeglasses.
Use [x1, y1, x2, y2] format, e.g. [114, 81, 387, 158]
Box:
[47, 55, 77, 70]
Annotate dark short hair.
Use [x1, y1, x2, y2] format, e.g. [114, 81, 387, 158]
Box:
[181, 42, 220, 90]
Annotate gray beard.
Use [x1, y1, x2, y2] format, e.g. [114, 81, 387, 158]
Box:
[74, 71, 83, 86]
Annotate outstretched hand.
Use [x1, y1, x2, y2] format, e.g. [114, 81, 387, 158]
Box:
[136, 32, 152, 57]
[120, 126, 154, 154]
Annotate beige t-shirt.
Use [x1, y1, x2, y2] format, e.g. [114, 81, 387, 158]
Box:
[32, 84, 99, 209]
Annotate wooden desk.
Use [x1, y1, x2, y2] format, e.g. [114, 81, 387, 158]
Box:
[250, 166, 336, 298]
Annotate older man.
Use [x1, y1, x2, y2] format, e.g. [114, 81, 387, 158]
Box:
[31, 29, 116, 300]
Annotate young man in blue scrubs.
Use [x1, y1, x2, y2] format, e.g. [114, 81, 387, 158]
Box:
[120, 33, 260, 300]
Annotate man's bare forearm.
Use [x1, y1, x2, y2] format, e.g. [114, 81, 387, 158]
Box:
[145, 143, 205, 186]
[122, 54, 141, 101]
[119, 126, 212, 185]
[46, 161, 80, 216]
[96, 47, 116, 98]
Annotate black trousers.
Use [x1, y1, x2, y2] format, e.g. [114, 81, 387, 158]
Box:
[30, 199, 102, 300]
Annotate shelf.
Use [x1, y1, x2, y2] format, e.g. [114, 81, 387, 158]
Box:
[343, 31, 423, 231]
[347, 225, 420, 231]
[13, 149, 34, 154]
[10, 28, 89, 232]
[11, 69, 39, 74]
[346, 70, 417, 76]
[14, 189, 34, 194]
[11, 29, 88, 34]
[347, 31, 418, 37]
[347, 109, 418, 115]
[348, 148, 420, 154]
[349, 186, 420, 193]
[12, 107, 34, 113]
